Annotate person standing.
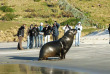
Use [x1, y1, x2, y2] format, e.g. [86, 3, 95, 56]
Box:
[27, 27, 30, 49]
[108, 24, 110, 44]
[17, 24, 26, 50]
[51, 21, 60, 41]
[32, 25, 39, 48]
[43, 24, 52, 44]
[75, 22, 82, 46]
[28, 24, 34, 49]
[63, 24, 72, 33]
[38, 22, 44, 47]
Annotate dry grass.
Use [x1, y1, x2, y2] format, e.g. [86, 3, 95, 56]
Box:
[0, 0, 103, 42]
[67, 0, 110, 25]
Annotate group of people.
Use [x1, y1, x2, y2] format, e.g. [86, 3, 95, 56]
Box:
[26, 21, 60, 49]
[17, 21, 83, 50]
[17, 21, 61, 50]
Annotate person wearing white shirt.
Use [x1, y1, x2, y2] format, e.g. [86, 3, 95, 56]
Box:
[75, 22, 82, 46]
[63, 24, 72, 33]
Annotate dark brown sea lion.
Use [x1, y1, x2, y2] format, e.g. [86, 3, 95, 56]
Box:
[38, 29, 77, 60]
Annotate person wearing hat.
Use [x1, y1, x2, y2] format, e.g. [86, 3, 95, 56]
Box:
[75, 22, 82, 46]
[38, 22, 44, 47]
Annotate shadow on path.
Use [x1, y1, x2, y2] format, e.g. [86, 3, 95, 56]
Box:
[0, 47, 17, 50]
[8, 56, 61, 61]
[8, 56, 39, 60]
[0, 47, 27, 51]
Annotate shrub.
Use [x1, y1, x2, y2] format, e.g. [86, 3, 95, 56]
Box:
[1, 13, 16, 21]
[0, 6, 14, 12]
[24, 8, 35, 12]
[50, 13, 57, 17]
[34, 0, 41, 2]
[84, 12, 91, 17]
[62, 11, 74, 17]
[46, 1, 58, 7]
[60, 18, 80, 26]
[46, 18, 53, 25]
[24, 13, 37, 18]
[51, 9, 58, 13]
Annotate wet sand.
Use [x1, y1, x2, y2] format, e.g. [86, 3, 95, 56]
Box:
[0, 42, 110, 74]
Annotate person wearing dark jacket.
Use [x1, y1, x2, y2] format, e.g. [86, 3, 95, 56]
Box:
[43, 24, 51, 44]
[32, 25, 39, 48]
[51, 21, 60, 41]
[108, 24, 110, 44]
[28, 24, 34, 49]
[17, 24, 26, 50]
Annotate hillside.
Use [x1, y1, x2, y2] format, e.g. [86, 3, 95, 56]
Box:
[0, 0, 78, 31]
[67, 0, 110, 26]
[0, 0, 109, 42]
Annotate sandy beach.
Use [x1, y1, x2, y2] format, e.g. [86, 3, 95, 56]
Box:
[0, 29, 110, 74]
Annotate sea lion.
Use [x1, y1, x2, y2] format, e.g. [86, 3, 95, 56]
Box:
[38, 29, 77, 60]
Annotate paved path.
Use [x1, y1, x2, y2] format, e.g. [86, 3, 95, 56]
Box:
[0, 42, 110, 74]
[0, 29, 110, 74]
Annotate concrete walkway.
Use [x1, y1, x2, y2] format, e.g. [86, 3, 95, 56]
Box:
[0, 42, 110, 74]
[0, 29, 110, 74]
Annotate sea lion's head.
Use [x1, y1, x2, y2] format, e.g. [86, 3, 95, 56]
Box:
[69, 29, 77, 35]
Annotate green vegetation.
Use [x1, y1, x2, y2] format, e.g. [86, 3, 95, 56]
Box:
[0, 6, 14, 12]
[0, 0, 109, 42]
[67, 0, 110, 26]
[0, 0, 76, 30]
[60, 18, 80, 26]
[1, 13, 16, 21]
[46, 18, 53, 25]
[34, 0, 41, 2]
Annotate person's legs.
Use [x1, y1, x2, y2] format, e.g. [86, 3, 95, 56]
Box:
[35, 36, 38, 48]
[75, 33, 78, 46]
[27, 36, 30, 49]
[55, 36, 58, 40]
[19, 36, 23, 50]
[78, 32, 81, 46]
[37, 36, 39, 47]
[29, 36, 31, 49]
[30, 36, 33, 49]
[32, 36, 35, 48]
[38, 35, 40, 47]
[44, 36, 47, 44]
[53, 36, 55, 41]
[109, 34, 110, 44]
[41, 35, 43, 47]
[47, 35, 50, 42]
[17, 37, 20, 50]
